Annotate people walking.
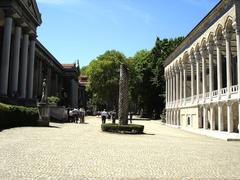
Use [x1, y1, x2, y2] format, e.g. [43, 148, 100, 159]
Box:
[111, 110, 116, 124]
[101, 109, 108, 124]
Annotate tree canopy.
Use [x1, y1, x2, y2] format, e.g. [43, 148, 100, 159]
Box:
[86, 50, 126, 110]
[83, 37, 184, 117]
[128, 37, 184, 118]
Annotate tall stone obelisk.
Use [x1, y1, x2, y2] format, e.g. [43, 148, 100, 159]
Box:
[118, 64, 129, 125]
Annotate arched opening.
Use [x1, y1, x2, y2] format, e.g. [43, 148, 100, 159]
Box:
[215, 25, 226, 90]
[224, 18, 236, 87]
[222, 103, 228, 131]
[214, 105, 219, 130]
[199, 106, 204, 128]
[201, 40, 209, 94]
[232, 102, 239, 133]
[183, 52, 191, 98]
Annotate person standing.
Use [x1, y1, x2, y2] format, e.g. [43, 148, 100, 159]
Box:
[111, 111, 116, 124]
[101, 109, 108, 124]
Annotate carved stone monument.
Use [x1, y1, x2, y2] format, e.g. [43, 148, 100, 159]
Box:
[37, 79, 50, 126]
[118, 64, 129, 125]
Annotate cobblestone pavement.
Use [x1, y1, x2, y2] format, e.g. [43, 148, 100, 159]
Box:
[0, 116, 240, 179]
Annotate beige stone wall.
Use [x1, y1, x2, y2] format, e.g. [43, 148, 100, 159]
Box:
[180, 107, 199, 129]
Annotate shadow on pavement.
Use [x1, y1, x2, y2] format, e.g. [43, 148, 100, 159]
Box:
[142, 133, 155, 136]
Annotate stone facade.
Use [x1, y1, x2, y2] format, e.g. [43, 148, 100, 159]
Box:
[165, 0, 240, 134]
[0, 0, 80, 108]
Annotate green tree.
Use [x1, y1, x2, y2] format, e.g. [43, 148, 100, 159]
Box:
[86, 50, 126, 110]
[128, 37, 184, 118]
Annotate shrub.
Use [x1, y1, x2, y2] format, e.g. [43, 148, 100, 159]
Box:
[0, 103, 38, 128]
[48, 96, 60, 105]
[101, 123, 144, 134]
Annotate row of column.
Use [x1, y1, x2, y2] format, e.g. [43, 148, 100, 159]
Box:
[166, 109, 180, 126]
[166, 27, 240, 105]
[0, 15, 36, 99]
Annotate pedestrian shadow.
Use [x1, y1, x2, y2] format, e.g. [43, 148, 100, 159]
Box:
[142, 132, 155, 136]
[130, 118, 151, 121]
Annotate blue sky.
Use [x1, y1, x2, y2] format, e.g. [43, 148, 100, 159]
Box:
[36, 0, 220, 67]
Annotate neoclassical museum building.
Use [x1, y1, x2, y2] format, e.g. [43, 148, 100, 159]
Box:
[165, 0, 240, 134]
[0, 0, 80, 107]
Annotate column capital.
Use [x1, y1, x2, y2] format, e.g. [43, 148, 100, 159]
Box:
[207, 42, 214, 54]
[3, 10, 15, 17]
[181, 62, 187, 70]
[223, 29, 231, 41]
[227, 100, 234, 106]
[232, 21, 240, 35]
[214, 36, 223, 47]
[189, 53, 195, 64]
[194, 51, 201, 61]
[29, 33, 37, 40]
[200, 48, 207, 58]
[175, 67, 180, 73]
[14, 18, 24, 27]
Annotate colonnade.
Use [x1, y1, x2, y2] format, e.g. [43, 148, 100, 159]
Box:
[165, 20, 240, 134]
[0, 14, 36, 99]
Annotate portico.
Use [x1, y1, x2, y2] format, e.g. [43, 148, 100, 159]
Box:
[0, 0, 80, 108]
[165, 0, 240, 135]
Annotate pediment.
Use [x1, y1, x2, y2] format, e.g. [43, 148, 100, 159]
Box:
[22, 0, 42, 25]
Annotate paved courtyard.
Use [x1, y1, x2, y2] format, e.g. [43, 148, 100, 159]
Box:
[0, 116, 240, 179]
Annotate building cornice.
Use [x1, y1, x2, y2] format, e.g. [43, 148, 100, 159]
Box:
[164, 0, 232, 67]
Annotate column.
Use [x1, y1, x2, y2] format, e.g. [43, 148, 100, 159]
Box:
[166, 110, 168, 124]
[166, 74, 168, 107]
[19, 33, 29, 98]
[233, 23, 240, 134]
[27, 36, 36, 99]
[0, 16, 13, 96]
[55, 73, 59, 96]
[179, 66, 183, 101]
[176, 67, 179, 102]
[173, 110, 176, 125]
[173, 72, 176, 102]
[38, 60, 43, 97]
[227, 101, 233, 133]
[210, 105, 215, 130]
[168, 74, 171, 103]
[195, 52, 201, 101]
[203, 106, 208, 129]
[223, 30, 232, 98]
[176, 110, 179, 126]
[170, 74, 172, 103]
[201, 48, 207, 101]
[190, 55, 195, 101]
[10, 25, 22, 96]
[218, 103, 224, 131]
[215, 37, 223, 99]
[183, 63, 187, 102]
[207, 43, 214, 101]
[47, 67, 52, 96]
[169, 110, 172, 124]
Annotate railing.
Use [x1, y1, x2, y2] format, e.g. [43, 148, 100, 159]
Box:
[221, 88, 227, 95]
[205, 92, 210, 98]
[167, 86, 239, 107]
[231, 85, 238, 93]
[186, 97, 191, 102]
[212, 90, 218, 97]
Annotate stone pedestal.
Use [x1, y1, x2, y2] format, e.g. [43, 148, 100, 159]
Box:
[37, 102, 50, 126]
